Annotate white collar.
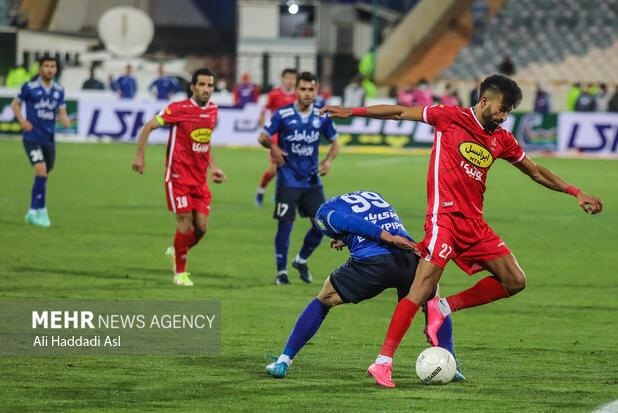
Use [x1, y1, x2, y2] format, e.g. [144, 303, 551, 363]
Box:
[469, 107, 485, 131]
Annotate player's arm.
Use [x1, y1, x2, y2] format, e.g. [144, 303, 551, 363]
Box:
[258, 112, 286, 166]
[57, 106, 70, 128]
[132, 116, 163, 174]
[208, 153, 227, 184]
[10, 98, 33, 132]
[320, 105, 424, 122]
[325, 210, 416, 251]
[319, 139, 339, 176]
[514, 157, 603, 214]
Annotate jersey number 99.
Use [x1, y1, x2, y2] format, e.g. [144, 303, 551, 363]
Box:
[340, 191, 390, 213]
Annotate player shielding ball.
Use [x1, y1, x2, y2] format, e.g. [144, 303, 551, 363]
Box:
[11, 56, 71, 227]
[321, 74, 603, 387]
[266, 191, 465, 384]
[258, 72, 339, 285]
[132, 68, 227, 287]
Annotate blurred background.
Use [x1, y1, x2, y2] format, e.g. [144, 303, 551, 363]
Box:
[1, 0, 617, 152]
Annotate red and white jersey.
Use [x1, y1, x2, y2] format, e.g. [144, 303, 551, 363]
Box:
[264, 86, 296, 113]
[423, 105, 526, 219]
[157, 98, 218, 186]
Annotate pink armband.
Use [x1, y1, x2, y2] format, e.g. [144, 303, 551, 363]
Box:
[566, 185, 581, 196]
[351, 107, 369, 116]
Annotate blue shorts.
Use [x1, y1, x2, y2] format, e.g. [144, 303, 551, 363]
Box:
[330, 252, 418, 304]
[273, 185, 325, 222]
[23, 141, 56, 172]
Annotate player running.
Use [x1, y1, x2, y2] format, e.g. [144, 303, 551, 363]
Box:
[132, 68, 227, 287]
[258, 71, 339, 285]
[321, 74, 603, 387]
[11, 56, 71, 228]
[266, 190, 465, 384]
[255, 68, 297, 207]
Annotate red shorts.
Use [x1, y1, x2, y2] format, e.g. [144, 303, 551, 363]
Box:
[417, 213, 511, 275]
[165, 181, 211, 215]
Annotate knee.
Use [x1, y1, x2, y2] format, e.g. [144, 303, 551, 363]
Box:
[505, 271, 526, 296]
[195, 223, 207, 237]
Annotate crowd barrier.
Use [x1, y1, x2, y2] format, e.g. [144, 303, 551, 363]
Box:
[1, 90, 617, 156]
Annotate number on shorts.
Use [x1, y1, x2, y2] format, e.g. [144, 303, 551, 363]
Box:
[340, 191, 390, 213]
[29, 149, 44, 163]
[438, 243, 453, 260]
[175, 196, 188, 209]
[276, 202, 289, 217]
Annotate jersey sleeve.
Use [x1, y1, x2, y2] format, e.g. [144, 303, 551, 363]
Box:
[499, 132, 526, 164]
[156, 103, 183, 126]
[322, 116, 338, 141]
[318, 210, 383, 241]
[262, 110, 281, 136]
[17, 83, 30, 102]
[422, 104, 455, 130]
[264, 90, 277, 112]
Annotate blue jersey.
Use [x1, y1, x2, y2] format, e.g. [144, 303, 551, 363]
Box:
[17, 79, 66, 144]
[149, 76, 179, 100]
[315, 191, 413, 260]
[263, 103, 338, 188]
[111, 75, 137, 98]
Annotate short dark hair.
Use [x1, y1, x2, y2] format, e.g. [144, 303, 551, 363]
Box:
[281, 68, 297, 77]
[39, 55, 57, 65]
[479, 74, 522, 110]
[295, 71, 317, 87]
[191, 68, 214, 85]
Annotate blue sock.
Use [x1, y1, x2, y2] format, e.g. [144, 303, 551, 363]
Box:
[437, 314, 455, 357]
[298, 224, 323, 260]
[275, 221, 293, 272]
[283, 298, 330, 359]
[30, 176, 47, 210]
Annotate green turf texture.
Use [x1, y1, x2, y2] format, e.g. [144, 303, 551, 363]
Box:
[1, 140, 617, 412]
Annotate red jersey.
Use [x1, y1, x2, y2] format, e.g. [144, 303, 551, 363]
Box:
[264, 86, 296, 113]
[422, 105, 526, 219]
[157, 98, 219, 186]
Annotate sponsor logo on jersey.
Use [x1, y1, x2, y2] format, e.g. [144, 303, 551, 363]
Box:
[192, 142, 210, 153]
[190, 128, 212, 143]
[312, 117, 321, 129]
[458, 141, 494, 168]
[316, 219, 326, 231]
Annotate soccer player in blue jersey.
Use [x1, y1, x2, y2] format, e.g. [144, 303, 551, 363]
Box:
[265, 191, 465, 384]
[11, 56, 70, 228]
[258, 72, 339, 285]
[149, 65, 180, 101]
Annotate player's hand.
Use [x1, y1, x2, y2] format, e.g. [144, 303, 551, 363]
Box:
[132, 156, 145, 174]
[211, 168, 227, 184]
[20, 120, 33, 132]
[60, 116, 71, 129]
[270, 145, 287, 166]
[330, 239, 346, 250]
[319, 106, 351, 119]
[576, 191, 603, 214]
[319, 159, 331, 176]
[381, 231, 417, 252]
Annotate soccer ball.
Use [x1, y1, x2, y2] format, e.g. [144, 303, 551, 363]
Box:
[415, 347, 457, 384]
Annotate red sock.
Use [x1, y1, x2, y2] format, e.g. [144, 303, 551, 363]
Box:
[379, 298, 420, 358]
[174, 230, 194, 273]
[446, 276, 510, 312]
[259, 169, 274, 189]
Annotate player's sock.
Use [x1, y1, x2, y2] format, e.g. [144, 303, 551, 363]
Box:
[188, 230, 203, 249]
[437, 314, 455, 356]
[446, 276, 510, 312]
[31, 176, 47, 209]
[379, 298, 419, 358]
[173, 230, 194, 273]
[281, 298, 330, 360]
[297, 224, 323, 260]
[275, 221, 293, 272]
[259, 169, 274, 189]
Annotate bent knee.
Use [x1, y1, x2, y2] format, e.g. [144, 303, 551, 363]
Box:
[506, 272, 526, 295]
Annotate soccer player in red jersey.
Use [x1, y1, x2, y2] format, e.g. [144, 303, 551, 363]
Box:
[255, 68, 298, 207]
[132, 68, 227, 287]
[321, 74, 603, 387]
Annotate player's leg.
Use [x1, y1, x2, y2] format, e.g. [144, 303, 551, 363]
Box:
[172, 212, 195, 286]
[255, 157, 277, 207]
[273, 185, 299, 284]
[266, 278, 341, 378]
[190, 211, 209, 248]
[291, 187, 325, 283]
[35, 143, 55, 227]
[23, 141, 49, 227]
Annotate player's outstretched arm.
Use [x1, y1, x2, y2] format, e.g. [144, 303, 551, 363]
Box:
[515, 157, 603, 214]
[320, 105, 424, 122]
[132, 116, 162, 174]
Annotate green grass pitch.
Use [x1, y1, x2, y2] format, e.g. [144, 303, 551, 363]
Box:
[1, 140, 617, 412]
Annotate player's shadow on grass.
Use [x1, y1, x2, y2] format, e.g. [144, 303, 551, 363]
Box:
[0, 218, 24, 227]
